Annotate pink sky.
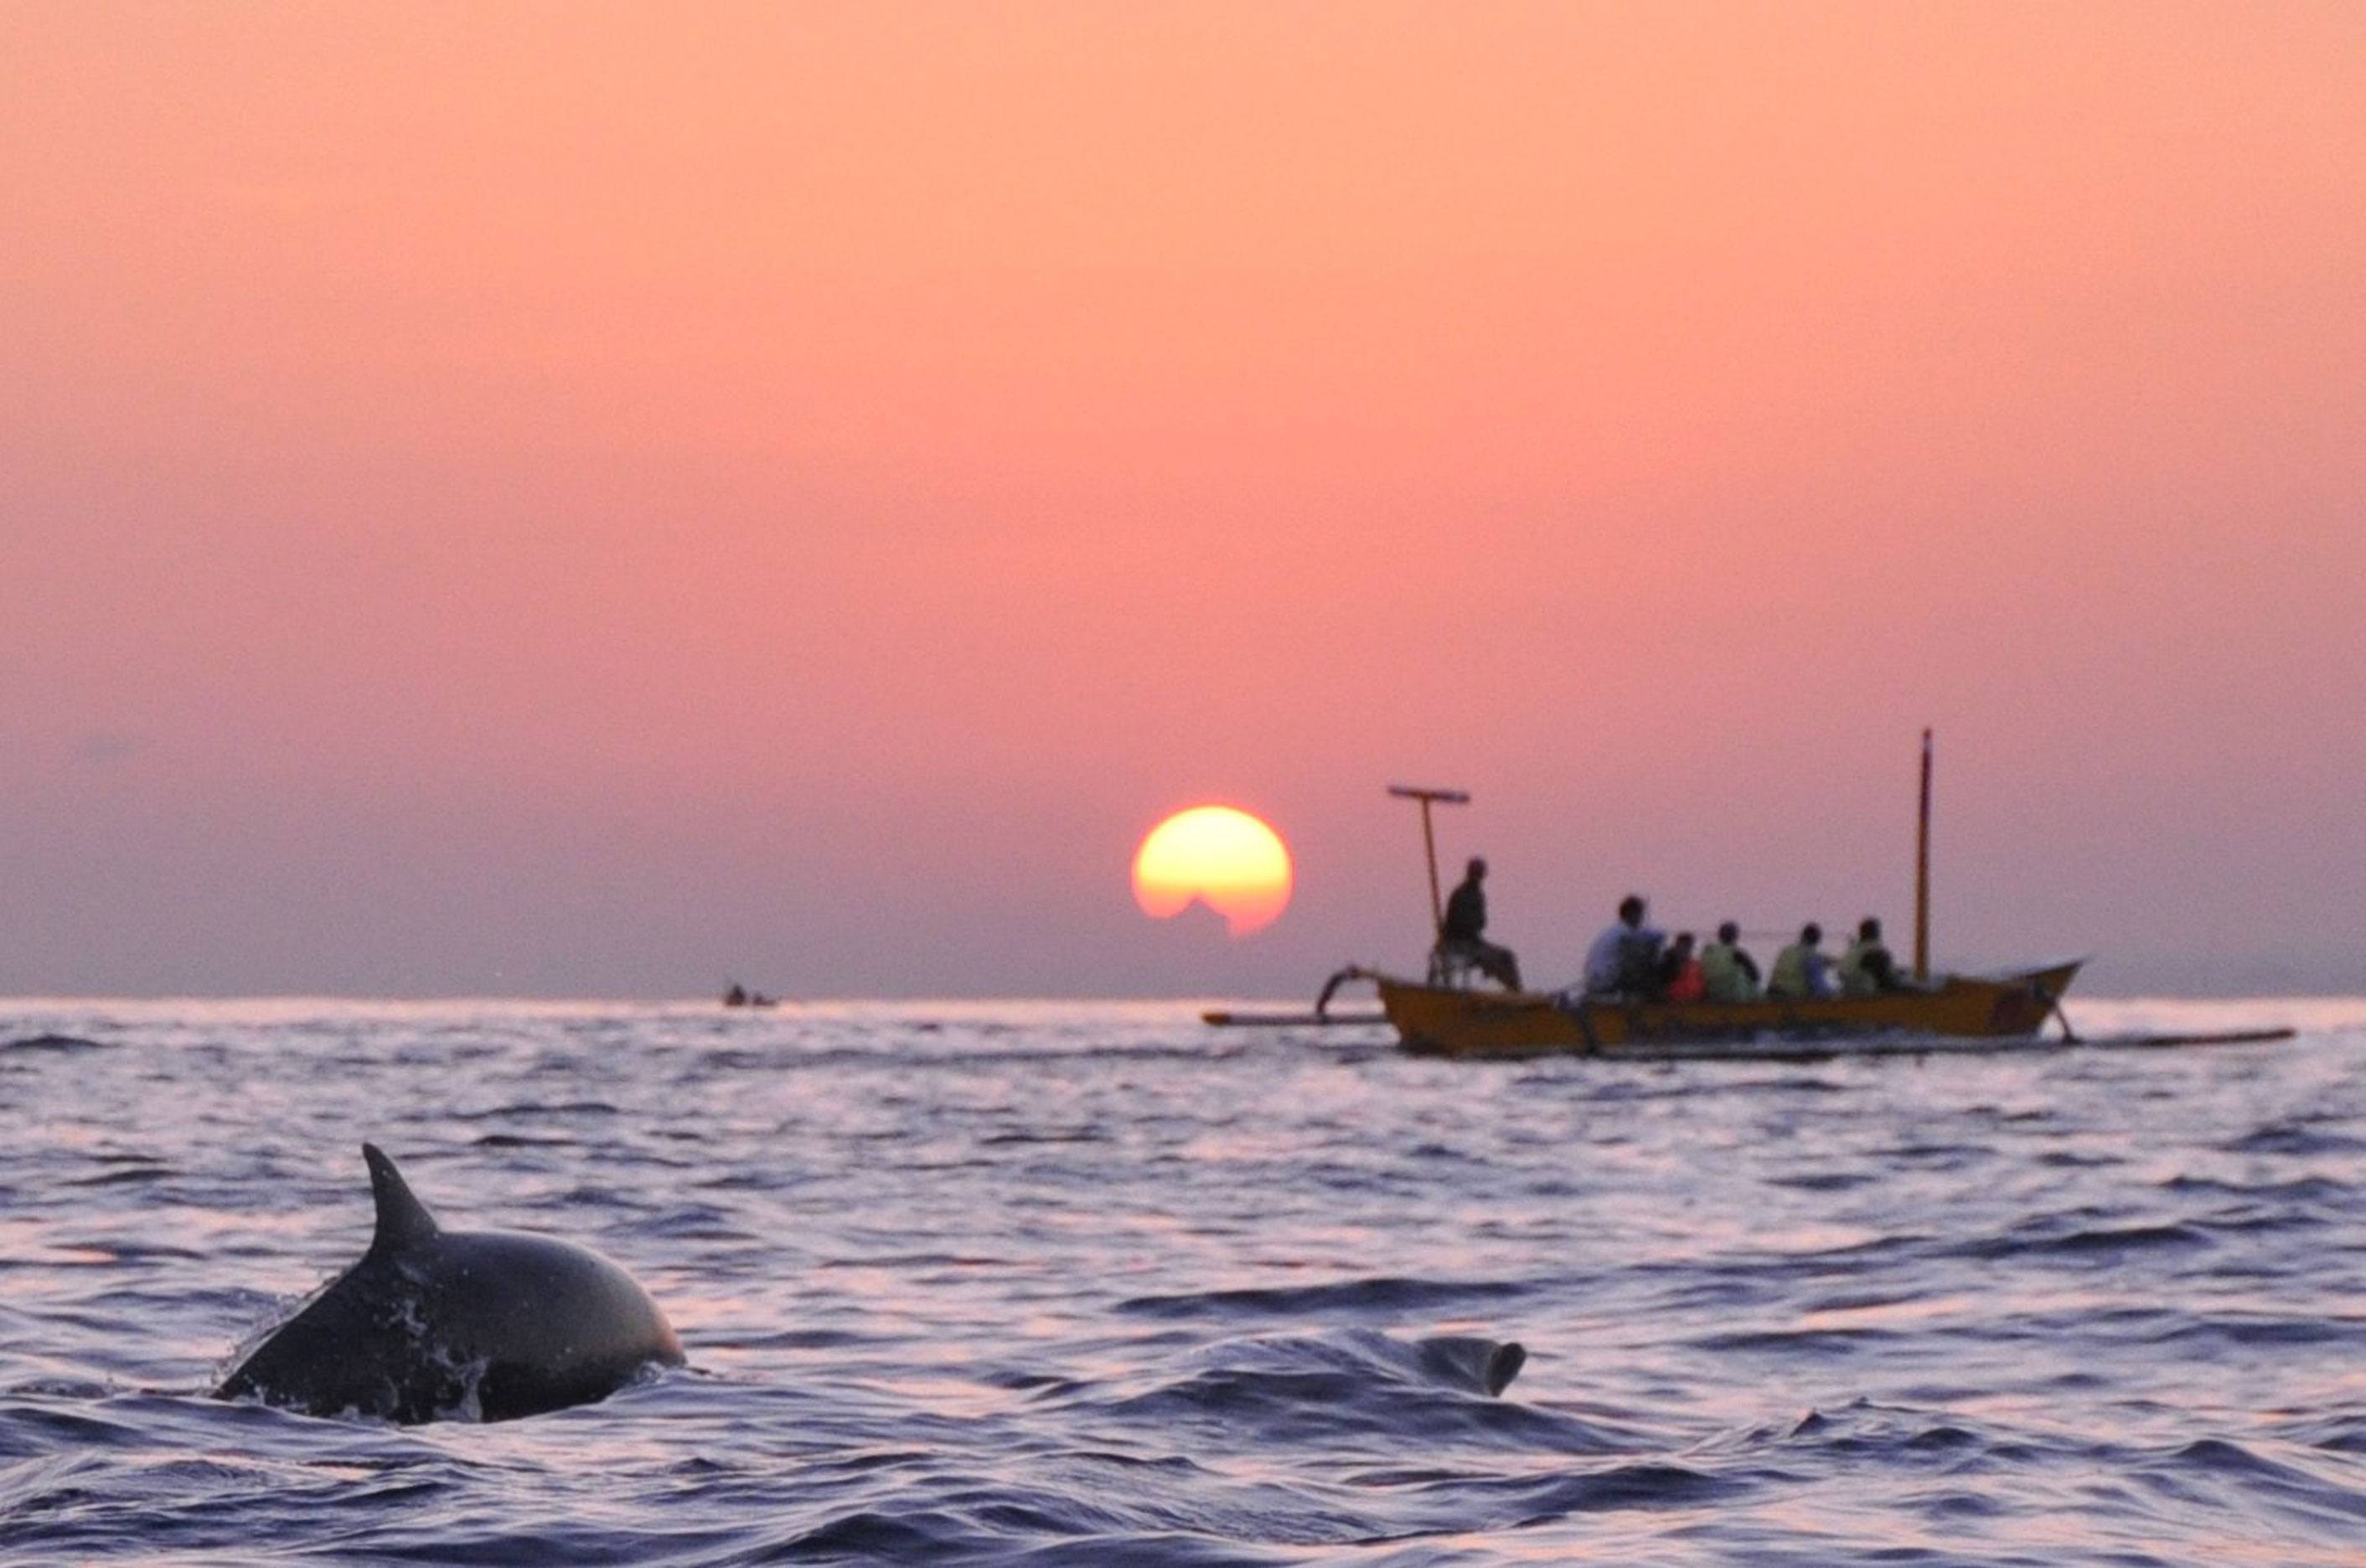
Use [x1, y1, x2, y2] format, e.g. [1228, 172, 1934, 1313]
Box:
[6, 3, 2363, 998]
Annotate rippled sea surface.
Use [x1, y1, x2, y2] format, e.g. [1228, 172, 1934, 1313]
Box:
[3, 997, 2363, 1565]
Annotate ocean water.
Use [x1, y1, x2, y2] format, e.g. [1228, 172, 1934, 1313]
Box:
[3, 996, 2363, 1565]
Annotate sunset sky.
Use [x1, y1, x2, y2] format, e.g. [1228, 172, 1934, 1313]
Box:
[7, 3, 2363, 999]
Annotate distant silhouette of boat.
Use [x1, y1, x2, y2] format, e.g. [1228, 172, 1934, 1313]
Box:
[721, 983, 778, 1009]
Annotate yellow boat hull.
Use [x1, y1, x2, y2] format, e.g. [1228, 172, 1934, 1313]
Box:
[1376, 961, 2084, 1059]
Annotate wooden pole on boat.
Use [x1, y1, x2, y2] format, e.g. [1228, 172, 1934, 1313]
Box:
[1913, 729, 1933, 983]
[1388, 785, 1470, 937]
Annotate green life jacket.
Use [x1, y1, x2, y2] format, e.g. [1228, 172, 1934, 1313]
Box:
[1837, 937, 1883, 997]
[1700, 942, 1757, 1003]
[1769, 942, 1816, 998]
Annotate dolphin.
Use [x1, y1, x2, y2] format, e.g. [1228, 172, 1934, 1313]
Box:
[215, 1143, 684, 1423]
[1411, 1333, 1527, 1397]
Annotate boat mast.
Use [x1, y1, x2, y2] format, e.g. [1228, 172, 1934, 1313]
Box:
[1914, 729, 1933, 982]
[1387, 784, 1470, 937]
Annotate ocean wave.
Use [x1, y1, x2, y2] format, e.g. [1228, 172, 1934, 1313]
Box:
[1, 1001, 2361, 1562]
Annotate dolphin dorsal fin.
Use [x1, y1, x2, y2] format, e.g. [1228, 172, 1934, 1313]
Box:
[362, 1142, 442, 1256]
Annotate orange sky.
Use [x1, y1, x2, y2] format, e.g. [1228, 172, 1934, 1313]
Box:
[6, 3, 2363, 997]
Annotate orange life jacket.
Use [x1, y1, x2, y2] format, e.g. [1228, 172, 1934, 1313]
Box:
[1666, 958, 1706, 1003]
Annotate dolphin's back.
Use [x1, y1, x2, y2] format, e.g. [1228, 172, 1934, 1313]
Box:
[215, 1251, 460, 1421]
[429, 1228, 686, 1420]
[214, 1147, 684, 1423]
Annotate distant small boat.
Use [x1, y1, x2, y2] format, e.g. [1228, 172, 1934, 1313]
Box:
[722, 983, 778, 1009]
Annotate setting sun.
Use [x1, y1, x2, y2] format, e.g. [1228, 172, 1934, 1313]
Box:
[1131, 806, 1294, 937]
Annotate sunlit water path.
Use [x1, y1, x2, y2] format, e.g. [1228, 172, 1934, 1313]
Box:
[3, 998, 2363, 1563]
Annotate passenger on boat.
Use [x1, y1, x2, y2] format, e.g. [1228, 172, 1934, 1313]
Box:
[1701, 921, 1762, 1002]
[1660, 931, 1706, 1003]
[1837, 916, 1905, 995]
[1583, 895, 1666, 998]
[1440, 857, 1523, 991]
[1768, 923, 1837, 999]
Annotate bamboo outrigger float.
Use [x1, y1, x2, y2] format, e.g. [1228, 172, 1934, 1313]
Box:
[1211, 734, 2293, 1059]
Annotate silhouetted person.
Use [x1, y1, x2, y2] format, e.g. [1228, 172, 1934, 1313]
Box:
[1701, 921, 1762, 1002]
[1583, 894, 1666, 997]
[1661, 931, 1705, 1003]
[1838, 916, 1904, 995]
[1440, 856, 1523, 990]
[1769, 923, 1836, 999]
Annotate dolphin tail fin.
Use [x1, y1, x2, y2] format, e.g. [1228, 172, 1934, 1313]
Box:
[362, 1142, 442, 1256]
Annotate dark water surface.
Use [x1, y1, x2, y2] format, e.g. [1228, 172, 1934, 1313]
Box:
[3, 998, 2362, 1564]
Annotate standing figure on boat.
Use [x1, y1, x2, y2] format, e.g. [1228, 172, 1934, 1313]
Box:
[1768, 923, 1837, 999]
[1701, 921, 1762, 1002]
[1837, 916, 1906, 995]
[1660, 931, 1706, 1002]
[1583, 895, 1666, 998]
[1440, 857, 1523, 991]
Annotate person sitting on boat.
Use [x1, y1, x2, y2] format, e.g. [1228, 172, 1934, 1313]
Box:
[1660, 931, 1706, 1003]
[1768, 923, 1837, 999]
[1439, 856, 1522, 991]
[1583, 895, 1666, 997]
[1700, 921, 1762, 1002]
[1837, 916, 1906, 995]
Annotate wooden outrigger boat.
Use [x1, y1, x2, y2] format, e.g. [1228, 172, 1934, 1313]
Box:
[1366, 958, 2084, 1059]
[1214, 735, 2293, 1060]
